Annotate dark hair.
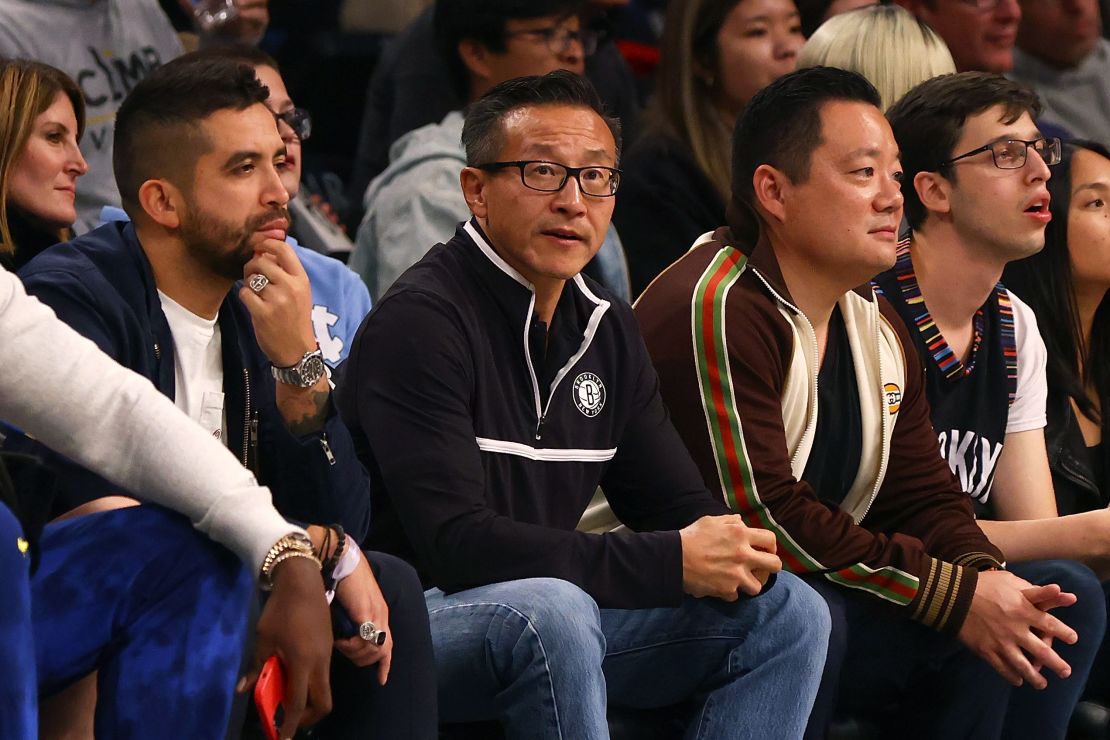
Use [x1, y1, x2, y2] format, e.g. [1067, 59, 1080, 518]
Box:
[795, 0, 834, 37]
[186, 43, 280, 72]
[1003, 140, 1110, 441]
[434, 0, 583, 96]
[886, 72, 1042, 230]
[730, 66, 881, 241]
[113, 54, 269, 213]
[649, 0, 745, 201]
[462, 70, 621, 166]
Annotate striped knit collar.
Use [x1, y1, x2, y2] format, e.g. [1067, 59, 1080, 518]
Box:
[889, 239, 1018, 402]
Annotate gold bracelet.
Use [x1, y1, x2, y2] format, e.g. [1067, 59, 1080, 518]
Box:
[260, 533, 320, 590]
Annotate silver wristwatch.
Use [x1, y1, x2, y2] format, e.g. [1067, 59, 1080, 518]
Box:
[271, 347, 326, 388]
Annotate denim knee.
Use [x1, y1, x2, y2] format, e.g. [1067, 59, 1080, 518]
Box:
[505, 578, 605, 656]
[773, 571, 832, 652]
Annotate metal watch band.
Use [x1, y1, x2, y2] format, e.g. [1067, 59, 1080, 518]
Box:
[271, 347, 326, 388]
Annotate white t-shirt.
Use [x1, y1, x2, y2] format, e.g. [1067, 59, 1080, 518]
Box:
[1006, 290, 1048, 434]
[158, 290, 227, 442]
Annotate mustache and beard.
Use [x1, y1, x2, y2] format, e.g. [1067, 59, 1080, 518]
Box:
[179, 205, 292, 281]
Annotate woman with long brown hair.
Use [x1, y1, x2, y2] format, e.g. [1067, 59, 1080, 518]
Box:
[0, 58, 87, 271]
[613, 0, 803, 296]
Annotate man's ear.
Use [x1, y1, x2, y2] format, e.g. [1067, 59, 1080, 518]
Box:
[914, 170, 952, 219]
[752, 164, 789, 223]
[137, 179, 183, 230]
[460, 167, 489, 219]
[457, 39, 492, 84]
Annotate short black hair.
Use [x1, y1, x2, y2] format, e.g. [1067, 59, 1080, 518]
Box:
[462, 70, 621, 166]
[730, 66, 881, 239]
[434, 0, 583, 95]
[886, 72, 1042, 230]
[113, 53, 269, 213]
[187, 43, 280, 72]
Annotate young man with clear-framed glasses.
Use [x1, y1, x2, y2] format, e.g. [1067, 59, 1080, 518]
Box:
[337, 69, 830, 739]
[877, 70, 1106, 739]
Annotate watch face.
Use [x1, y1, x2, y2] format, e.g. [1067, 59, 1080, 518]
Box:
[302, 354, 326, 385]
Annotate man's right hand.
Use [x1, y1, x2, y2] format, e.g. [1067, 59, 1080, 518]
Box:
[679, 514, 782, 600]
[241, 556, 334, 739]
[957, 569, 1078, 689]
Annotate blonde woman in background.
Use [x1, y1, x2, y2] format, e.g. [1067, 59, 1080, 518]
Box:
[797, 4, 955, 111]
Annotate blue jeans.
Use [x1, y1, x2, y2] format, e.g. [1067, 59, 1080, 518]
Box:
[426, 571, 829, 739]
[0, 505, 253, 740]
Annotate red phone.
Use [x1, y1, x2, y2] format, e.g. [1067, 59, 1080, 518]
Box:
[254, 656, 286, 740]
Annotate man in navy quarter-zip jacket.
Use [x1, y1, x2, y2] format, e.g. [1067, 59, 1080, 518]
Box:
[336, 70, 830, 739]
[11, 55, 441, 739]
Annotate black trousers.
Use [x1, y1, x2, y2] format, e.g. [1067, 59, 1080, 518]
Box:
[803, 575, 1010, 740]
[314, 550, 438, 740]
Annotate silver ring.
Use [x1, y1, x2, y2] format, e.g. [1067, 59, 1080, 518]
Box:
[358, 620, 387, 645]
[248, 273, 269, 293]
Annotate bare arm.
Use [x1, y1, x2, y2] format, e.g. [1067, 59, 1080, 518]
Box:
[990, 429, 1058, 520]
[979, 429, 1110, 567]
[979, 514, 1110, 566]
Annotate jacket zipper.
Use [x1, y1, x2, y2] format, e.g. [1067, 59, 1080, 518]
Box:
[320, 432, 337, 465]
[753, 271, 819, 471]
[858, 300, 889, 523]
[241, 368, 252, 469]
[522, 297, 602, 441]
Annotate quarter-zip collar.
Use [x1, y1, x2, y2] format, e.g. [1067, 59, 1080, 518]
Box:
[462, 219, 610, 440]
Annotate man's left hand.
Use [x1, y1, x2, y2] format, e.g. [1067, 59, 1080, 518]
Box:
[334, 550, 394, 685]
[240, 238, 317, 368]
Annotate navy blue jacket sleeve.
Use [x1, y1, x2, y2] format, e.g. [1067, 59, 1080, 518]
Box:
[254, 374, 372, 543]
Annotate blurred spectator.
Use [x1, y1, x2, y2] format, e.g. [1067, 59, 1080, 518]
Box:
[351, 0, 630, 301]
[344, 1, 641, 229]
[796, 0, 877, 36]
[1009, 0, 1110, 144]
[895, 0, 1020, 72]
[340, 0, 432, 34]
[0, 0, 268, 233]
[798, 5, 955, 111]
[613, 0, 802, 297]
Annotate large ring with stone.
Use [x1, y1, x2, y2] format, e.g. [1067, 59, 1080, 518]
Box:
[358, 620, 387, 645]
[248, 273, 269, 293]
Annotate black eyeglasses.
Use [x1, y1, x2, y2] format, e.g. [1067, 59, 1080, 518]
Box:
[504, 25, 599, 57]
[273, 107, 312, 142]
[477, 160, 621, 197]
[941, 137, 1061, 170]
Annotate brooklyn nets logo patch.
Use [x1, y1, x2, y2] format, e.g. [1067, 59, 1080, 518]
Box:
[573, 372, 606, 417]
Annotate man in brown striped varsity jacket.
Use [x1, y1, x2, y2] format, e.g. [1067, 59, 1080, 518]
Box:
[637, 66, 1079, 739]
